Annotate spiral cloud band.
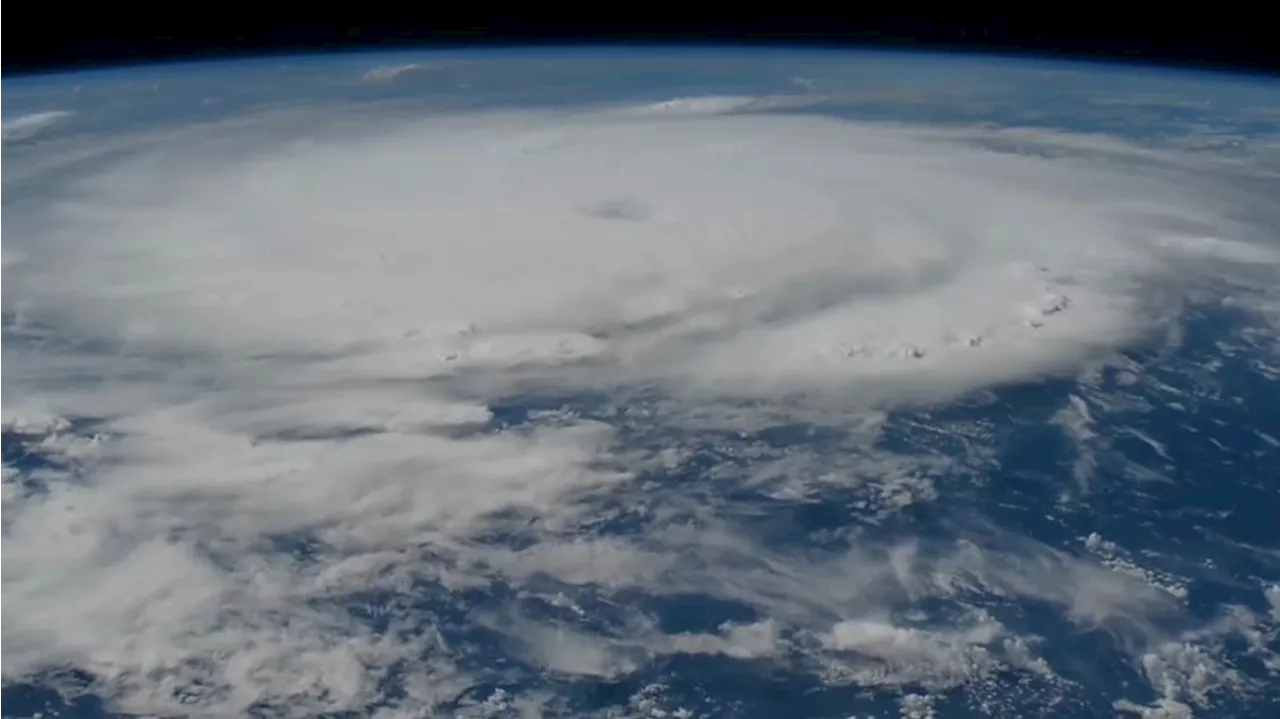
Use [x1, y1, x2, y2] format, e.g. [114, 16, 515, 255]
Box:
[10, 108, 1243, 395]
[4, 85, 1280, 718]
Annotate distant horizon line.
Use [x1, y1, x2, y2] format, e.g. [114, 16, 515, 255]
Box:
[6, 40, 1279, 85]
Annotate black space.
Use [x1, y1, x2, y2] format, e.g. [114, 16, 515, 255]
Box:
[3, 14, 1278, 78]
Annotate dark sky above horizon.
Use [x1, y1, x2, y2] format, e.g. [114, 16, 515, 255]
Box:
[4, 15, 1277, 78]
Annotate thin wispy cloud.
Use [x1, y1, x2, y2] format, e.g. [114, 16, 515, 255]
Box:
[2, 110, 74, 142]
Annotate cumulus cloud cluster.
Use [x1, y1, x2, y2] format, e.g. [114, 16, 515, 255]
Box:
[4, 90, 1279, 717]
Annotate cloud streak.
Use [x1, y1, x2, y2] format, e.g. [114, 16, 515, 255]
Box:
[2, 110, 74, 142]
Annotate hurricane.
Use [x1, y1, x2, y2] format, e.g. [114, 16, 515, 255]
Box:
[3, 49, 1279, 718]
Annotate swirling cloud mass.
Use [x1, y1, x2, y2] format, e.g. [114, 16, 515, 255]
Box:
[4, 66, 1280, 719]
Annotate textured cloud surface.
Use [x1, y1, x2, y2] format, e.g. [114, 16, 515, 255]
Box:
[9, 110, 1244, 399]
[4, 79, 1280, 718]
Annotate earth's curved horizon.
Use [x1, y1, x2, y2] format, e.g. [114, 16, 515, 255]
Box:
[3, 47, 1279, 719]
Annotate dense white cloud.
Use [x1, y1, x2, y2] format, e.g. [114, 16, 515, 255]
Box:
[4, 92, 1279, 717]
[15, 109, 1253, 403]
